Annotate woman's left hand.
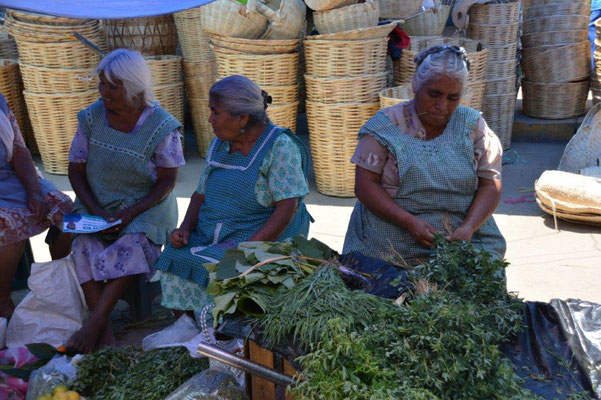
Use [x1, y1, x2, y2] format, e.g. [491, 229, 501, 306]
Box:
[106, 207, 137, 233]
[27, 192, 47, 222]
[446, 224, 474, 243]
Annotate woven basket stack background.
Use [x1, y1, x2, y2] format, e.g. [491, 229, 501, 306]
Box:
[4, 10, 105, 174]
[399, 2, 451, 37]
[391, 36, 488, 111]
[378, 0, 422, 21]
[466, 1, 519, 150]
[303, 24, 394, 197]
[520, 0, 591, 120]
[592, 17, 601, 104]
[104, 15, 185, 134]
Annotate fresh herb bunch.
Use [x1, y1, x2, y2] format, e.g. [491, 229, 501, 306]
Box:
[73, 347, 209, 400]
[256, 265, 394, 350]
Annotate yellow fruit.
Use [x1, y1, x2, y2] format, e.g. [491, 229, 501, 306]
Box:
[66, 391, 80, 400]
[36, 394, 52, 400]
[52, 393, 68, 400]
[52, 385, 69, 395]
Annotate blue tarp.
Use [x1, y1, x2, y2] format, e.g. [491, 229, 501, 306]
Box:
[0, 0, 215, 19]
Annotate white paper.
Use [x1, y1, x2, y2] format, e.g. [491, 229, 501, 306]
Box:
[62, 213, 121, 233]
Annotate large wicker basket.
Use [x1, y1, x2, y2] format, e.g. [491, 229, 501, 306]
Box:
[174, 7, 213, 61]
[24, 90, 98, 174]
[304, 72, 388, 103]
[262, 84, 299, 104]
[468, 2, 520, 25]
[200, 0, 268, 39]
[15, 40, 102, 68]
[481, 93, 516, 149]
[209, 34, 300, 54]
[486, 42, 518, 63]
[304, 37, 388, 77]
[304, 21, 397, 41]
[4, 12, 102, 43]
[521, 80, 589, 120]
[214, 48, 298, 85]
[378, 82, 485, 110]
[313, 0, 379, 35]
[522, 0, 585, 9]
[154, 83, 185, 125]
[185, 75, 217, 100]
[558, 103, 601, 174]
[524, 2, 590, 20]
[304, 0, 358, 12]
[0, 59, 35, 152]
[521, 41, 590, 83]
[183, 59, 218, 78]
[466, 23, 519, 46]
[18, 63, 97, 94]
[401, 5, 451, 37]
[307, 101, 379, 197]
[8, 10, 89, 25]
[484, 76, 516, 96]
[104, 15, 177, 55]
[522, 15, 589, 35]
[393, 36, 488, 85]
[145, 55, 183, 86]
[256, 0, 306, 39]
[379, 0, 422, 19]
[187, 97, 214, 157]
[267, 101, 299, 132]
[521, 30, 588, 48]
[0, 31, 18, 59]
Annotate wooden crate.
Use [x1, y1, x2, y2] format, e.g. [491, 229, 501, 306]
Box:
[245, 340, 297, 400]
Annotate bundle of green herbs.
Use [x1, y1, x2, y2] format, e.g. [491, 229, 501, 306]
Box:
[206, 236, 333, 325]
[73, 346, 209, 400]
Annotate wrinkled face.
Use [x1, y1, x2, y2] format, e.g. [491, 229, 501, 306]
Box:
[208, 97, 243, 142]
[98, 72, 128, 112]
[414, 76, 462, 129]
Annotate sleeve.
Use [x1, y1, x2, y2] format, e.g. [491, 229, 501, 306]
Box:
[262, 134, 309, 203]
[473, 117, 503, 181]
[151, 129, 186, 168]
[68, 123, 90, 163]
[6, 105, 26, 150]
[350, 135, 391, 175]
[195, 161, 210, 195]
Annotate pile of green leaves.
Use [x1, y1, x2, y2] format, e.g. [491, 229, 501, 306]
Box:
[73, 346, 209, 400]
[206, 236, 334, 326]
[256, 265, 394, 350]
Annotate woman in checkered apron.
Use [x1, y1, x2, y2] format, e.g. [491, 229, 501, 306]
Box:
[343, 45, 506, 265]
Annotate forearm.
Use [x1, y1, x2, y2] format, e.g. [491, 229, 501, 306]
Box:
[12, 149, 40, 197]
[461, 179, 502, 233]
[180, 193, 204, 231]
[249, 198, 298, 241]
[128, 178, 176, 218]
[68, 163, 106, 216]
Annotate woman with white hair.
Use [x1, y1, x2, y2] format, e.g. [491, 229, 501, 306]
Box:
[343, 44, 505, 263]
[154, 75, 310, 316]
[67, 49, 184, 352]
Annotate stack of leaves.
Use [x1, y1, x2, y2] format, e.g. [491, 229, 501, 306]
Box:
[256, 265, 394, 351]
[206, 236, 334, 326]
[73, 347, 209, 400]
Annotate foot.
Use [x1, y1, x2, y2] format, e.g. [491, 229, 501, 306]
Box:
[67, 312, 108, 353]
[0, 297, 15, 319]
[98, 320, 117, 348]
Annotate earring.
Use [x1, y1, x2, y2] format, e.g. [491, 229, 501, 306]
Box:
[240, 128, 246, 134]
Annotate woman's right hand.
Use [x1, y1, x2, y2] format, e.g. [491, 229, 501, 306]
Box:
[404, 216, 437, 249]
[170, 228, 190, 248]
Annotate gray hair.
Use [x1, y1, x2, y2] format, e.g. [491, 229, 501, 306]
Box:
[412, 45, 470, 94]
[96, 49, 155, 109]
[209, 75, 269, 126]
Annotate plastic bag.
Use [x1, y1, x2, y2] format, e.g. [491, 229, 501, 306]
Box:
[6, 255, 87, 348]
[163, 368, 248, 400]
[25, 355, 81, 400]
[142, 314, 202, 353]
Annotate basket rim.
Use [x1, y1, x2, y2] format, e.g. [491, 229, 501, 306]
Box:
[467, 21, 519, 28]
[523, 14, 590, 23]
[521, 40, 589, 61]
[306, 100, 381, 106]
[304, 21, 399, 40]
[23, 89, 99, 98]
[314, 0, 379, 15]
[208, 32, 301, 47]
[403, 4, 451, 22]
[17, 61, 96, 73]
[521, 79, 590, 87]
[304, 36, 389, 45]
[213, 47, 298, 60]
[145, 55, 183, 62]
[304, 71, 388, 82]
[154, 82, 185, 89]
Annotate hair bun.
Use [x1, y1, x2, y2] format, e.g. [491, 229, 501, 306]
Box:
[261, 90, 273, 109]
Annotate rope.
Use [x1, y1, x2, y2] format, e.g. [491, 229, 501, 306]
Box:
[502, 149, 527, 166]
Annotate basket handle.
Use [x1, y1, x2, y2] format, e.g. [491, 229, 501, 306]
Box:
[365, 0, 377, 11]
[255, 2, 278, 21]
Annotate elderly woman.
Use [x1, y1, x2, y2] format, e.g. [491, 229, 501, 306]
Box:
[343, 45, 505, 263]
[154, 75, 310, 314]
[0, 94, 72, 318]
[67, 49, 184, 352]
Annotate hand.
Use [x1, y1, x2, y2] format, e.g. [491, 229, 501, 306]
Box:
[446, 224, 474, 243]
[27, 192, 47, 223]
[104, 207, 137, 233]
[405, 216, 437, 249]
[170, 228, 190, 248]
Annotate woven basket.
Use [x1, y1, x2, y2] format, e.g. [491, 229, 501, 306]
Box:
[183, 59, 217, 78]
[145, 55, 183, 86]
[521, 41, 590, 84]
[521, 30, 588, 48]
[304, 0, 358, 12]
[185, 75, 217, 100]
[481, 93, 516, 149]
[523, 0, 586, 9]
[305, 21, 398, 40]
[15, 40, 102, 68]
[304, 72, 388, 103]
[393, 36, 488, 85]
[8, 10, 90, 25]
[466, 23, 519, 46]
[209, 33, 300, 54]
[523, 15, 589, 36]
[307, 101, 379, 197]
[304, 37, 388, 77]
[267, 101, 299, 132]
[4, 13, 102, 43]
[313, 0, 379, 35]
[262, 84, 299, 104]
[378, 85, 413, 109]
[468, 2, 519, 26]
[174, 8, 213, 61]
[379, 0, 422, 19]
[485, 60, 515, 80]
[486, 42, 518, 63]
[522, 80, 589, 120]
[200, 0, 268, 39]
[104, 15, 177, 56]
[484, 76, 516, 96]
[214, 48, 298, 85]
[558, 103, 601, 174]
[525, 3, 590, 20]
[401, 5, 451, 37]
[0, 32, 19, 59]
[256, 0, 306, 39]
[24, 90, 98, 174]
[18, 63, 97, 94]
[187, 97, 214, 156]
[154, 83, 185, 125]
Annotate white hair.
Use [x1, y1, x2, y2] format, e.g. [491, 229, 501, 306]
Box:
[209, 75, 269, 126]
[412, 45, 470, 94]
[96, 49, 155, 109]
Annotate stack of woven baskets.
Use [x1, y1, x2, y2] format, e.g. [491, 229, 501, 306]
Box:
[4, 10, 104, 174]
[594, 20, 601, 105]
[304, 24, 395, 197]
[308, 0, 380, 35]
[466, 1, 519, 149]
[520, 0, 591, 120]
[379, 0, 423, 20]
[104, 15, 184, 132]
[390, 36, 488, 110]
[400, 1, 452, 37]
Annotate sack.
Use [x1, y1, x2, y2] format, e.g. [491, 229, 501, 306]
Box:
[142, 314, 205, 357]
[25, 355, 81, 400]
[6, 255, 87, 348]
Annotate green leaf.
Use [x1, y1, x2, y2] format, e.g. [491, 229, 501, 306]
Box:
[26, 343, 57, 360]
[216, 250, 248, 280]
